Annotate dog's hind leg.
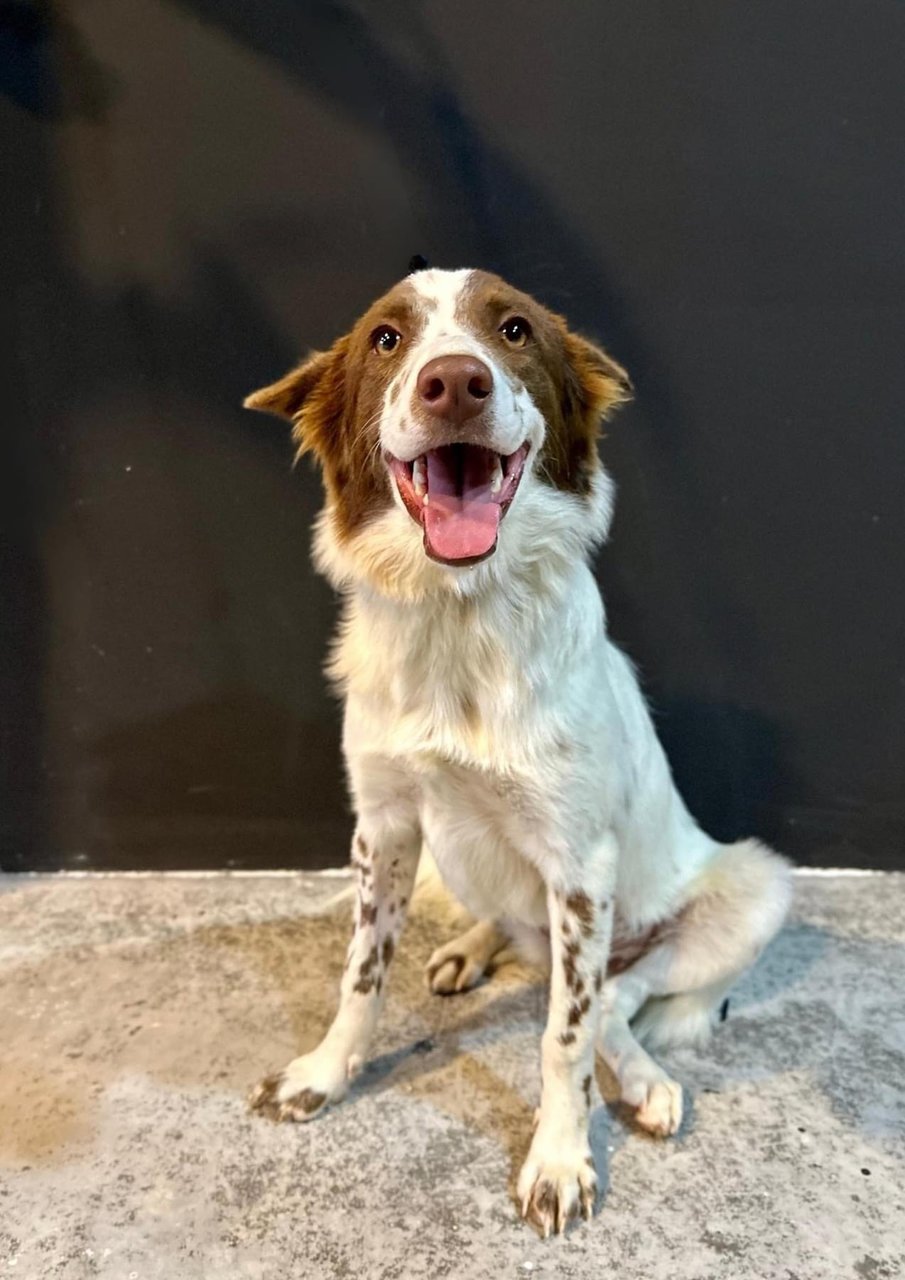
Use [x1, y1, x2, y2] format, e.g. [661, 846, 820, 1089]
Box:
[597, 838, 792, 1135]
[426, 919, 509, 994]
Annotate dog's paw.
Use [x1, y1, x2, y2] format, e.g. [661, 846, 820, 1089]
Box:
[249, 1049, 353, 1123]
[517, 1135, 597, 1237]
[632, 1078, 683, 1137]
[425, 941, 486, 995]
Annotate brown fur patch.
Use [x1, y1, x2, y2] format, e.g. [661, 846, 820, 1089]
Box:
[353, 943, 380, 992]
[244, 279, 427, 541]
[359, 901, 378, 927]
[454, 270, 631, 495]
[568, 996, 592, 1027]
[565, 891, 595, 938]
[607, 919, 668, 977]
[382, 936, 395, 967]
[295, 1088, 327, 1116]
[562, 938, 582, 992]
[582, 1074, 593, 1110]
[594, 969, 603, 993]
[559, 1030, 577, 1047]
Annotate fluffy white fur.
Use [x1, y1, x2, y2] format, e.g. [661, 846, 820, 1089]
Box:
[248, 268, 793, 1237]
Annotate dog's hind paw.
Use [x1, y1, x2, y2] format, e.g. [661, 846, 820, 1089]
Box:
[425, 921, 504, 995]
[633, 1078, 683, 1137]
[426, 948, 485, 995]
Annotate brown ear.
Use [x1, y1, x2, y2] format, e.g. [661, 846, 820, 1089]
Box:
[540, 330, 631, 494]
[243, 349, 334, 421]
[244, 337, 350, 462]
[564, 331, 633, 425]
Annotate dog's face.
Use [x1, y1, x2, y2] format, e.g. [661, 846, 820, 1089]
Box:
[246, 268, 630, 586]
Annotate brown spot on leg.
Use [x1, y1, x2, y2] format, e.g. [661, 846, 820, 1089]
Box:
[382, 936, 395, 967]
[562, 938, 581, 991]
[582, 1074, 593, 1109]
[594, 969, 602, 993]
[568, 996, 592, 1027]
[359, 901, 378, 926]
[353, 944, 380, 992]
[565, 891, 595, 938]
[558, 1030, 577, 1046]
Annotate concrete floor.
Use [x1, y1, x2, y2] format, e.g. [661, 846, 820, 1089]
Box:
[1, 870, 903, 1280]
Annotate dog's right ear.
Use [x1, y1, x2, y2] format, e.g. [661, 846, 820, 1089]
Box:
[244, 337, 350, 462]
[244, 348, 334, 422]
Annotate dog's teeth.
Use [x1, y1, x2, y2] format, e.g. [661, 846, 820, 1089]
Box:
[412, 456, 427, 497]
[490, 456, 503, 495]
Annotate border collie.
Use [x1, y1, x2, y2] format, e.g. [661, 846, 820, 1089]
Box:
[245, 268, 792, 1236]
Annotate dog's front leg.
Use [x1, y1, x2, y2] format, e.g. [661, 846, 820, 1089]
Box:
[250, 811, 420, 1122]
[518, 840, 616, 1236]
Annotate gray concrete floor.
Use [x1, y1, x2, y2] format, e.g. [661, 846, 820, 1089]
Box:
[1, 870, 903, 1280]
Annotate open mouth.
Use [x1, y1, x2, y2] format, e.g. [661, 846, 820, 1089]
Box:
[387, 442, 530, 565]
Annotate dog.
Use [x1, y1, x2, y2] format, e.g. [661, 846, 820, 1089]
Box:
[244, 267, 792, 1236]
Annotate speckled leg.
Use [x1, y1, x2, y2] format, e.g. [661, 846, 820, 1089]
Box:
[249, 812, 420, 1122]
[518, 840, 616, 1237]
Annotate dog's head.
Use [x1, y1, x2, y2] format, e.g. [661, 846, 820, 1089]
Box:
[246, 268, 631, 595]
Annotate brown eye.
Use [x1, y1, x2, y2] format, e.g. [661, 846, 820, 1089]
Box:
[372, 325, 402, 355]
[499, 316, 531, 347]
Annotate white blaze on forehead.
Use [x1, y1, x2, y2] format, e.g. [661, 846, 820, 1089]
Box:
[409, 267, 475, 344]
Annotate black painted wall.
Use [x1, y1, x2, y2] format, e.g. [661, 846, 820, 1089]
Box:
[2, 1, 903, 871]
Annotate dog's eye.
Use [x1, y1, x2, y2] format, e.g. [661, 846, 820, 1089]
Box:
[499, 316, 531, 347]
[372, 325, 402, 356]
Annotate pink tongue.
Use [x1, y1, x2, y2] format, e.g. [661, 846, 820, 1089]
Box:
[423, 446, 501, 563]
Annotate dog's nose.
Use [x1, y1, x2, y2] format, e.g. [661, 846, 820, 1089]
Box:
[416, 355, 493, 424]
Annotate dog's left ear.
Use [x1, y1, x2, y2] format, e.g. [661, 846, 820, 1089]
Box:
[244, 337, 350, 463]
[563, 331, 633, 429]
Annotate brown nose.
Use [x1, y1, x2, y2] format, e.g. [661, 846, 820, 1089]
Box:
[416, 355, 493, 423]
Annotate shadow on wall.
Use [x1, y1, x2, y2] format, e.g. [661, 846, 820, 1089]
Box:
[0, 0, 805, 868]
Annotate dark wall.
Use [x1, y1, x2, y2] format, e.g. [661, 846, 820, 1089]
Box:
[2, 1, 903, 871]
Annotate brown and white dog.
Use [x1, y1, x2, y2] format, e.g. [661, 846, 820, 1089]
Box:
[245, 267, 792, 1236]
